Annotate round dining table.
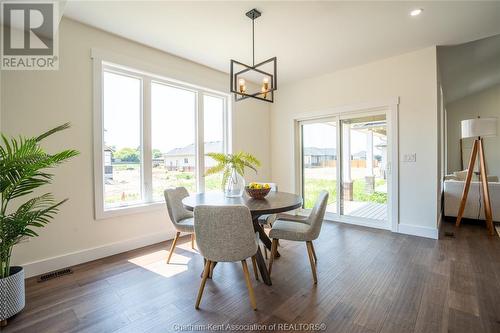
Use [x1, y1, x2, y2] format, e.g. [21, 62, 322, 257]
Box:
[182, 191, 303, 285]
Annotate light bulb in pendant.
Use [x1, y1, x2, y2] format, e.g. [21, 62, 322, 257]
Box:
[262, 77, 269, 91]
[238, 78, 246, 93]
[261, 77, 270, 98]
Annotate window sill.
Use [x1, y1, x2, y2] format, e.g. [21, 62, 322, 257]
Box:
[96, 202, 165, 220]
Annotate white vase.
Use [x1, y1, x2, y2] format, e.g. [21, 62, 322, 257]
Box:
[0, 266, 25, 323]
[225, 168, 245, 197]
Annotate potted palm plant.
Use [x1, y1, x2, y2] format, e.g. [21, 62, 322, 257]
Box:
[0, 123, 78, 326]
[205, 152, 260, 197]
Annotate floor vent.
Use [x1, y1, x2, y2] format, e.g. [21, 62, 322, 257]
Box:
[37, 268, 73, 283]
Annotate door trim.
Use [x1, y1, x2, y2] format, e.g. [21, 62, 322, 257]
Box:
[294, 97, 399, 232]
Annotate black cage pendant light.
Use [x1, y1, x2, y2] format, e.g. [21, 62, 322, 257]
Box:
[230, 9, 277, 103]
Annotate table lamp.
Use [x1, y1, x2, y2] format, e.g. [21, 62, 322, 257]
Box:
[456, 117, 497, 235]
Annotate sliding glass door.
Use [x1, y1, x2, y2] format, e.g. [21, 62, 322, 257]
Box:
[340, 114, 388, 222]
[300, 111, 390, 228]
[301, 119, 338, 213]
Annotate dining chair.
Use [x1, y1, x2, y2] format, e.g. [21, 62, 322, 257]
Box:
[256, 182, 277, 259]
[164, 187, 195, 264]
[267, 191, 329, 284]
[256, 182, 278, 225]
[194, 205, 259, 310]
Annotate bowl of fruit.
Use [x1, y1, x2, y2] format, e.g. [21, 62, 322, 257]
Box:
[245, 183, 272, 199]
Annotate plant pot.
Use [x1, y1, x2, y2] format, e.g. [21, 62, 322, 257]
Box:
[225, 168, 245, 197]
[0, 266, 25, 323]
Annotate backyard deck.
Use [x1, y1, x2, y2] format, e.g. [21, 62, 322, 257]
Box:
[327, 201, 387, 221]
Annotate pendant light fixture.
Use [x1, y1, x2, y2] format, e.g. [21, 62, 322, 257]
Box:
[230, 8, 277, 103]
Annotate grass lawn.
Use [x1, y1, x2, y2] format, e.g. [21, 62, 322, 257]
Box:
[304, 178, 387, 209]
[106, 164, 232, 204]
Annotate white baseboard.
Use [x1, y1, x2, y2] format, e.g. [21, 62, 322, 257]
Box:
[21, 230, 176, 278]
[398, 223, 438, 239]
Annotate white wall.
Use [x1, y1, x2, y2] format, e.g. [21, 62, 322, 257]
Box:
[270, 47, 439, 234]
[446, 83, 500, 175]
[1, 18, 270, 277]
[0, 69, 3, 131]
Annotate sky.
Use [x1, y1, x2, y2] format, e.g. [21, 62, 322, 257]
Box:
[103, 71, 141, 150]
[303, 122, 386, 155]
[103, 71, 224, 154]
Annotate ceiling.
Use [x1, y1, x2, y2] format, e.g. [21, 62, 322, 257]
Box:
[63, 1, 500, 84]
[438, 34, 500, 104]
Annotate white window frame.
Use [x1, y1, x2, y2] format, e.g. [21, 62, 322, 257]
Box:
[92, 50, 230, 219]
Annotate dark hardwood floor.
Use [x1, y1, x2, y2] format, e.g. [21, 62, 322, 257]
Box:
[4, 219, 500, 333]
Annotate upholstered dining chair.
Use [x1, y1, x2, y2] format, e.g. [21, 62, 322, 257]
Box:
[256, 182, 277, 259]
[164, 187, 195, 264]
[267, 191, 329, 284]
[194, 205, 259, 310]
[256, 182, 278, 225]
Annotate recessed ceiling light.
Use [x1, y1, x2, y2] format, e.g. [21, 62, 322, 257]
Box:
[410, 8, 423, 16]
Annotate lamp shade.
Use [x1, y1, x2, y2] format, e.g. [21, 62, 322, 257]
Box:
[461, 118, 497, 139]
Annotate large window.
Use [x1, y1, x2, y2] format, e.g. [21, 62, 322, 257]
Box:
[94, 59, 229, 218]
[103, 71, 143, 208]
[151, 82, 196, 199]
[203, 95, 226, 192]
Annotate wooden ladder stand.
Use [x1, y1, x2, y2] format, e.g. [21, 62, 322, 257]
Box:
[455, 138, 494, 235]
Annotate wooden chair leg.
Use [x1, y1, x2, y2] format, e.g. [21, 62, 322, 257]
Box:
[209, 261, 215, 279]
[310, 242, 318, 264]
[241, 260, 257, 310]
[191, 233, 196, 249]
[306, 241, 318, 284]
[264, 246, 268, 259]
[268, 239, 279, 277]
[195, 260, 211, 309]
[251, 255, 259, 281]
[167, 232, 180, 264]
